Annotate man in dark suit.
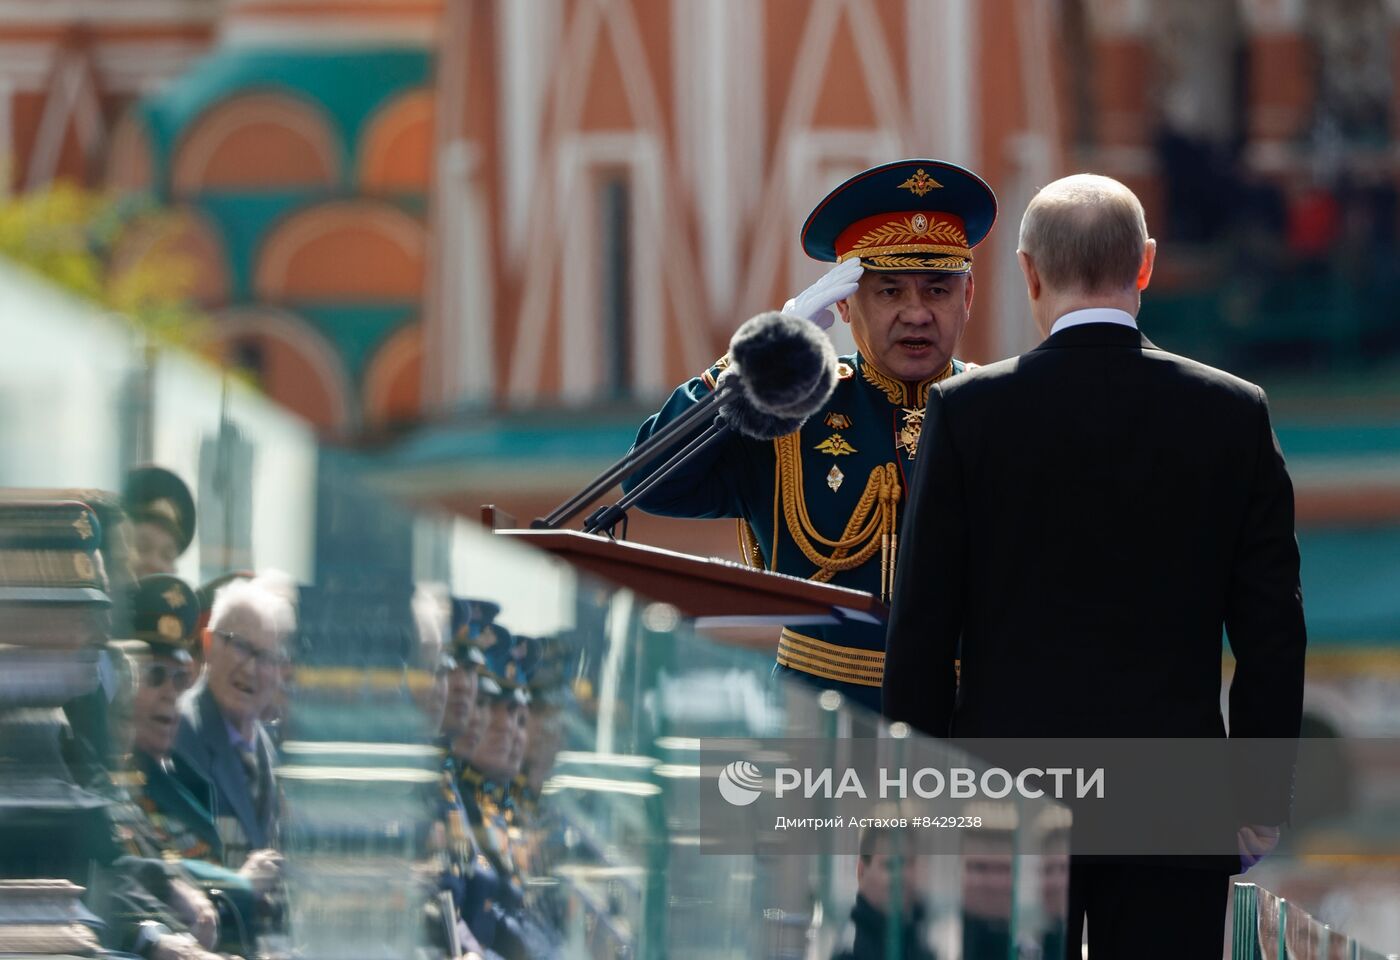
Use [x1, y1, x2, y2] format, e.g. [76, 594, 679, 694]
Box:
[883, 174, 1307, 958]
[175, 579, 290, 864]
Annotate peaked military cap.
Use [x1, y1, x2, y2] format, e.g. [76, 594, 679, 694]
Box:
[123, 465, 196, 555]
[0, 500, 109, 605]
[449, 597, 499, 669]
[520, 634, 575, 707]
[128, 574, 199, 662]
[801, 159, 997, 274]
[473, 622, 530, 704]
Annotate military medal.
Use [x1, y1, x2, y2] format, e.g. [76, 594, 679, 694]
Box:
[824, 412, 852, 430]
[896, 408, 924, 459]
[826, 466, 844, 492]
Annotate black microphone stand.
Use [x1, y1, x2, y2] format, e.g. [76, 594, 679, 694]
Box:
[579, 419, 731, 537]
[532, 391, 720, 533]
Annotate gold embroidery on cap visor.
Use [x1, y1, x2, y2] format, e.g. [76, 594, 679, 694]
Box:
[854, 254, 970, 272]
[158, 614, 182, 640]
[835, 214, 971, 272]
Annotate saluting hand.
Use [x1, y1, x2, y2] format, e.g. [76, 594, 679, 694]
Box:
[783, 259, 863, 330]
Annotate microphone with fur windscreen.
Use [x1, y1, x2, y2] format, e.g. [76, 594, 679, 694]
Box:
[715, 310, 839, 440]
[536, 311, 838, 535]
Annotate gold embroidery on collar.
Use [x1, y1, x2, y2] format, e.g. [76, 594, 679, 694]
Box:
[916, 361, 954, 408]
[858, 357, 952, 407]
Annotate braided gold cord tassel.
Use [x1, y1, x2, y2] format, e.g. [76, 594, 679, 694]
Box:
[773, 435, 902, 590]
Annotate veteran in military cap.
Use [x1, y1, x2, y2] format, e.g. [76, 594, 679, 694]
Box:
[123, 574, 225, 865]
[124, 466, 197, 579]
[625, 159, 997, 713]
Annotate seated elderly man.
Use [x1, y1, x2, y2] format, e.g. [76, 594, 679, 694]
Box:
[174, 578, 291, 866]
[130, 576, 282, 899]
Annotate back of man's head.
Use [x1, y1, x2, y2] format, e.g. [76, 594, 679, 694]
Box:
[1019, 174, 1148, 296]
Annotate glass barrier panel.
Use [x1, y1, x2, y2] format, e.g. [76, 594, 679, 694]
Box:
[1286, 898, 1325, 960]
[1258, 885, 1285, 960]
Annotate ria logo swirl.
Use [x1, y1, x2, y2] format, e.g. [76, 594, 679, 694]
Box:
[717, 760, 764, 806]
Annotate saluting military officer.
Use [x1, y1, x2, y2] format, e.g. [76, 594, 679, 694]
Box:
[124, 466, 197, 579]
[626, 159, 997, 712]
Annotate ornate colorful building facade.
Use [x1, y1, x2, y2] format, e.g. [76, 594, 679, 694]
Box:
[2, 0, 1399, 539]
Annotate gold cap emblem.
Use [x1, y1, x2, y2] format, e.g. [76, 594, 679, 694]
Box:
[158, 614, 183, 640]
[163, 586, 186, 608]
[897, 168, 942, 197]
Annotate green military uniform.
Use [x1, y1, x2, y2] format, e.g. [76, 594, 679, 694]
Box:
[630, 352, 971, 704]
[442, 600, 532, 955]
[120, 574, 226, 863]
[120, 575, 262, 954]
[132, 750, 223, 863]
[626, 159, 997, 713]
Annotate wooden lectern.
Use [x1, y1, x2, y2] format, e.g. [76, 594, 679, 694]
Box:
[483, 506, 885, 630]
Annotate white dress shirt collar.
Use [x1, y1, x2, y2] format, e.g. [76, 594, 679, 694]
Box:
[1050, 307, 1139, 336]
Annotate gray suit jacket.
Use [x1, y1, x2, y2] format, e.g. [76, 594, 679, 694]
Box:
[174, 679, 277, 852]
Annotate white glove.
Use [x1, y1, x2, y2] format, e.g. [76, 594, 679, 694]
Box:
[782, 259, 863, 330]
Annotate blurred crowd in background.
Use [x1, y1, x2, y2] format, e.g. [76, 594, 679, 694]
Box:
[0, 467, 583, 959]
